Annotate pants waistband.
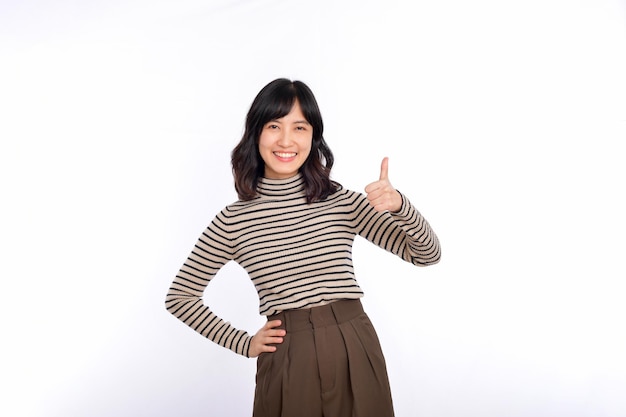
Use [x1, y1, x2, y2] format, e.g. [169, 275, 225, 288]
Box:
[268, 299, 364, 333]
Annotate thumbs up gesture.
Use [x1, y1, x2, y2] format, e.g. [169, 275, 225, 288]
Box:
[365, 157, 403, 213]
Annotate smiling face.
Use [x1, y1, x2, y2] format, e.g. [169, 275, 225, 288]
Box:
[258, 100, 313, 179]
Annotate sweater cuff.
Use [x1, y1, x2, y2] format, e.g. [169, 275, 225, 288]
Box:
[391, 190, 412, 219]
[243, 335, 253, 358]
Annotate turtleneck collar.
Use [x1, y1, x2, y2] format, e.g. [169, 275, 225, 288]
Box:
[256, 173, 306, 199]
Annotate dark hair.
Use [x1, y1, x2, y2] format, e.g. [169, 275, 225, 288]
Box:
[231, 78, 338, 203]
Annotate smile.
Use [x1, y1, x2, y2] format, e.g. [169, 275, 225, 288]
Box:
[274, 152, 297, 159]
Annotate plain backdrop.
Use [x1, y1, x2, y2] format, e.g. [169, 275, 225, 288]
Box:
[1, 0, 625, 416]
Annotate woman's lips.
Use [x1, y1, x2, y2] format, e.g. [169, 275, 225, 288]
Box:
[273, 151, 297, 161]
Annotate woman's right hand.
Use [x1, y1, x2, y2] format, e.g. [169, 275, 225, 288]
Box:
[248, 320, 286, 358]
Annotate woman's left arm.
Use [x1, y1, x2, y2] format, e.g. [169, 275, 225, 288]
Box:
[360, 157, 441, 266]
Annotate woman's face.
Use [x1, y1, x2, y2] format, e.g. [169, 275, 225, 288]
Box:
[258, 100, 312, 179]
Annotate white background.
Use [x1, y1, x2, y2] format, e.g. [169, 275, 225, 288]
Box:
[1, 0, 625, 416]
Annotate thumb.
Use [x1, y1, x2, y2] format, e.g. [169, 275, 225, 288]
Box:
[379, 157, 389, 180]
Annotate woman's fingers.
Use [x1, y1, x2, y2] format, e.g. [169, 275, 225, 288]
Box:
[249, 320, 286, 358]
[366, 180, 401, 212]
[365, 157, 402, 212]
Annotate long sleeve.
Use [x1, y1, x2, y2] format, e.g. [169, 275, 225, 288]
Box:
[165, 213, 253, 357]
[352, 191, 441, 266]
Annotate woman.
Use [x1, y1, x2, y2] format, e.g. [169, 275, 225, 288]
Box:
[165, 78, 441, 417]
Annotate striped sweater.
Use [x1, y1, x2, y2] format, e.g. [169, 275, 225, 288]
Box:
[165, 174, 441, 357]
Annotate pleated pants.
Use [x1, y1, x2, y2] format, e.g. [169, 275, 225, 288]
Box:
[252, 299, 395, 417]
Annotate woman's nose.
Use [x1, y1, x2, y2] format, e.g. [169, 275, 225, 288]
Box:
[277, 130, 292, 146]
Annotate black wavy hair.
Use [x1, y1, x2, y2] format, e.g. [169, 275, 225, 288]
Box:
[231, 78, 338, 203]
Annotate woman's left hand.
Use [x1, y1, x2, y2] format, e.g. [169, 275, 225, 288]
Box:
[365, 157, 402, 213]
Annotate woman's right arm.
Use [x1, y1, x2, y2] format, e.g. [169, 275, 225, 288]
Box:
[165, 213, 254, 357]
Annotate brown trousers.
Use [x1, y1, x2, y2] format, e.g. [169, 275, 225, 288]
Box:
[252, 299, 395, 417]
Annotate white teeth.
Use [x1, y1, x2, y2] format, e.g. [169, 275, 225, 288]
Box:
[274, 152, 296, 158]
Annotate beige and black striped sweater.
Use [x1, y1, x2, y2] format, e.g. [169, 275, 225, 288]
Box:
[165, 174, 441, 357]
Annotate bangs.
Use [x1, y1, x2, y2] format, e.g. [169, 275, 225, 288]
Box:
[246, 78, 322, 140]
[265, 90, 297, 122]
[254, 86, 298, 128]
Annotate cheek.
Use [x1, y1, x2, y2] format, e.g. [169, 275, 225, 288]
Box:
[305, 141, 314, 158]
[258, 133, 269, 149]
[258, 134, 275, 157]
[301, 136, 313, 153]
[257, 138, 270, 164]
